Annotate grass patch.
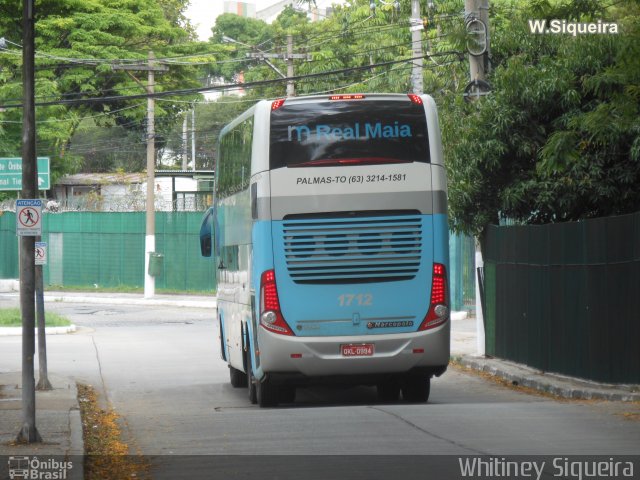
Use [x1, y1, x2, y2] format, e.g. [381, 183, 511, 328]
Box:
[77, 384, 150, 479]
[0, 308, 71, 327]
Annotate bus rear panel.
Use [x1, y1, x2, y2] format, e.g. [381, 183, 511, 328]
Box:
[210, 94, 449, 407]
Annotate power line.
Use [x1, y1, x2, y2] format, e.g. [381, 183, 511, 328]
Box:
[0, 53, 459, 110]
[30, 56, 464, 157]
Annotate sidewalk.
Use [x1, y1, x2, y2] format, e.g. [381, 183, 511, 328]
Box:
[449, 313, 640, 402]
[1, 292, 638, 463]
[0, 373, 83, 457]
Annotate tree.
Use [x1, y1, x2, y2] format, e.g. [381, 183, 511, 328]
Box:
[0, 0, 212, 184]
[161, 99, 248, 171]
[442, 0, 640, 236]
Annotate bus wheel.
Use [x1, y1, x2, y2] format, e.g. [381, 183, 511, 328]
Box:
[377, 379, 401, 403]
[401, 376, 431, 403]
[278, 386, 296, 404]
[246, 345, 257, 404]
[257, 379, 279, 408]
[229, 366, 248, 388]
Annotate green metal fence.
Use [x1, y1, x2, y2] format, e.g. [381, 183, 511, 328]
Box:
[0, 211, 216, 292]
[482, 211, 640, 384]
[2, 211, 476, 309]
[449, 232, 476, 312]
[0, 212, 19, 279]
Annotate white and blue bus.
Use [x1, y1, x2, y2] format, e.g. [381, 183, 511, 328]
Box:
[200, 93, 450, 407]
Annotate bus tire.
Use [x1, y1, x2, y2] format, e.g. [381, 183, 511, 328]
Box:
[229, 366, 248, 388]
[401, 376, 431, 403]
[278, 386, 296, 404]
[257, 379, 279, 408]
[377, 379, 401, 403]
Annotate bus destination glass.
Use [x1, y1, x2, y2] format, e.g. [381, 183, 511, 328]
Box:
[269, 100, 430, 169]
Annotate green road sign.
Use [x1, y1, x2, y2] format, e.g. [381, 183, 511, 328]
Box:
[0, 157, 51, 191]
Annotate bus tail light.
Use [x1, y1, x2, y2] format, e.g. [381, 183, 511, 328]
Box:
[271, 99, 286, 110]
[407, 94, 423, 105]
[419, 263, 449, 331]
[260, 269, 294, 336]
[329, 94, 366, 101]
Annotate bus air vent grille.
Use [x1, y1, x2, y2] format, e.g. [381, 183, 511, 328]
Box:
[281, 215, 422, 284]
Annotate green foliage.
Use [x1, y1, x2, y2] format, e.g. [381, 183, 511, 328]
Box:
[162, 99, 249, 170]
[3, 0, 637, 235]
[443, 0, 640, 235]
[0, 0, 206, 177]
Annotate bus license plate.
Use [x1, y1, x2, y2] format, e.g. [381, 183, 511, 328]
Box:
[341, 344, 374, 357]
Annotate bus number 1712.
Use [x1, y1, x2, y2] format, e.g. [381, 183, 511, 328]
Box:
[338, 294, 373, 307]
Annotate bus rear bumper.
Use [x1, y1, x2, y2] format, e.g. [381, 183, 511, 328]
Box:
[256, 322, 450, 381]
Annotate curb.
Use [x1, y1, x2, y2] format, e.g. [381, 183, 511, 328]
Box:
[0, 325, 77, 337]
[454, 355, 640, 402]
[43, 294, 216, 309]
[0, 279, 19, 293]
[0, 291, 216, 309]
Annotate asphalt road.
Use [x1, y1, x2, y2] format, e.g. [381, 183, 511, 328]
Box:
[1, 299, 638, 478]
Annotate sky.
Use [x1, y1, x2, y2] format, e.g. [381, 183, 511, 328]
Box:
[185, 0, 343, 40]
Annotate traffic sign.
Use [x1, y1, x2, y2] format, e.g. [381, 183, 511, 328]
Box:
[16, 199, 42, 236]
[0, 157, 50, 191]
[35, 242, 48, 265]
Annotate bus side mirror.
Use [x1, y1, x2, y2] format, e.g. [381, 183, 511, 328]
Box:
[200, 207, 214, 257]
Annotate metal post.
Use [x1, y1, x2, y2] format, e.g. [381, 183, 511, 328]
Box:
[475, 247, 485, 356]
[17, 0, 42, 443]
[144, 51, 156, 299]
[410, 0, 423, 94]
[35, 261, 52, 390]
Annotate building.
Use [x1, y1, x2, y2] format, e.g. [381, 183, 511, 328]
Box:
[223, 0, 337, 23]
[223, 1, 257, 18]
[52, 171, 214, 212]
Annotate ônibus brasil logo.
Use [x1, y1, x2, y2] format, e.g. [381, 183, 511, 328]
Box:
[8, 456, 73, 480]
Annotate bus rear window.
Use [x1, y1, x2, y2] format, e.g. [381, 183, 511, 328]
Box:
[269, 100, 429, 169]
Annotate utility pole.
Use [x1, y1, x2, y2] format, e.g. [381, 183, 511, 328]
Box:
[464, 0, 491, 99]
[410, 0, 423, 94]
[112, 53, 168, 298]
[17, 0, 42, 444]
[144, 51, 157, 298]
[224, 35, 308, 97]
[464, 0, 490, 356]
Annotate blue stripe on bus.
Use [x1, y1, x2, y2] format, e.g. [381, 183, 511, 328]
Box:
[432, 214, 450, 265]
[250, 220, 276, 379]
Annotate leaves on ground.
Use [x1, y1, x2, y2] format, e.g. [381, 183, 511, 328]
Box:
[77, 384, 151, 480]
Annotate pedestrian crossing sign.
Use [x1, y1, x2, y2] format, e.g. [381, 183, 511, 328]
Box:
[16, 199, 42, 236]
